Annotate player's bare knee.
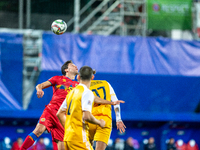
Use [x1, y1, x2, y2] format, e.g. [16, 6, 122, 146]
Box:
[95, 141, 107, 150]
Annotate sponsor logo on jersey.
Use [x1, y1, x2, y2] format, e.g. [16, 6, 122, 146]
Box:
[66, 86, 73, 93]
[90, 81, 103, 86]
[56, 84, 75, 91]
[41, 118, 45, 122]
[56, 84, 66, 90]
[63, 79, 66, 82]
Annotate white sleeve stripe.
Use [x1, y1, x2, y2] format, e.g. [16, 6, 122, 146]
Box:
[108, 82, 118, 102]
[81, 87, 94, 113]
[107, 82, 121, 122]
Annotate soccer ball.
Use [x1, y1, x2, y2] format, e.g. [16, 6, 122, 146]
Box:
[51, 19, 67, 35]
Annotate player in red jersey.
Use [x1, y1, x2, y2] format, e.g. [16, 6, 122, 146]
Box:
[20, 60, 79, 150]
[20, 60, 124, 150]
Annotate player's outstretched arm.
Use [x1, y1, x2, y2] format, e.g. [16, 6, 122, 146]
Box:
[112, 100, 125, 105]
[94, 96, 125, 105]
[113, 99, 126, 133]
[115, 107, 126, 133]
[108, 82, 126, 133]
[36, 81, 51, 98]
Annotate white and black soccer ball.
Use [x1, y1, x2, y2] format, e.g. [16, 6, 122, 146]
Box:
[51, 19, 67, 35]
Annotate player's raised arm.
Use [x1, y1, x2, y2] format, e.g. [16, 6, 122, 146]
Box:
[94, 96, 125, 105]
[36, 81, 52, 98]
[108, 83, 126, 133]
[114, 106, 126, 133]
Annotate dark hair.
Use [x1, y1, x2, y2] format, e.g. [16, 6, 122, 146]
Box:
[61, 60, 72, 75]
[79, 66, 96, 80]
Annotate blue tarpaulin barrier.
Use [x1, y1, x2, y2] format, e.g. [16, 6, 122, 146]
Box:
[42, 33, 200, 76]
[1, 32, 200, 121]
[0, 80, 22, 110]
[28, 32, 200, 120]
[0, 33, 23, 110]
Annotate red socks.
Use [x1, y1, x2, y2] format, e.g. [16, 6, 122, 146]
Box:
[20, 133, 38, 150]
[52, 140, 58, 150]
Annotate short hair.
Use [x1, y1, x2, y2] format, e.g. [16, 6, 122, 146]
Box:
[79, 66, 96, 80]
[61, 60, 72, 75]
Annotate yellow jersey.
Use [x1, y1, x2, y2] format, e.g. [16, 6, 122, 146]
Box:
[90, 80, 114, 119]
[63, 83, 94, 142]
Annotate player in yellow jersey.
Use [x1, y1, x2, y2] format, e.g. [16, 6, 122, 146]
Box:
[57, 66, 106, 150]
[89, 80, 126, 150]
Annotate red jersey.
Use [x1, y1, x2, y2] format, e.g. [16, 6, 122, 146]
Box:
[48, 76, 79, 109]
[11, 141, 20, 150]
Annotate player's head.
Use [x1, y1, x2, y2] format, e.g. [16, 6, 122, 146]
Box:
[78, 66, 96, 81]
[148, 137, 155, 144]
[169, 138, 175, 144]
[17, 137, 23, 145]
[61, 60, 78, 76]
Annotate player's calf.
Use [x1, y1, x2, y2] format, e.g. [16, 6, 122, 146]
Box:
[20, 132, 38, 150]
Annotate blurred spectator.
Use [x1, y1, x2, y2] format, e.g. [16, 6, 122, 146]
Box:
[106, 139, 114, 150]
[124, 16, 134, 25]
[3, 137, 12, 150]
[34, 137, 46, 150]
[11, 137, 23, 150]
[132, 138, 140, 150]
[175, 139, 186, 150]
[114, 138, 124, 150]
[144, 137, 156, 150]
[28, 137, 46, 150]
[167, 138, 177, 150]
[186, 139, 199, 150]
[124, 137, 134, 150]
